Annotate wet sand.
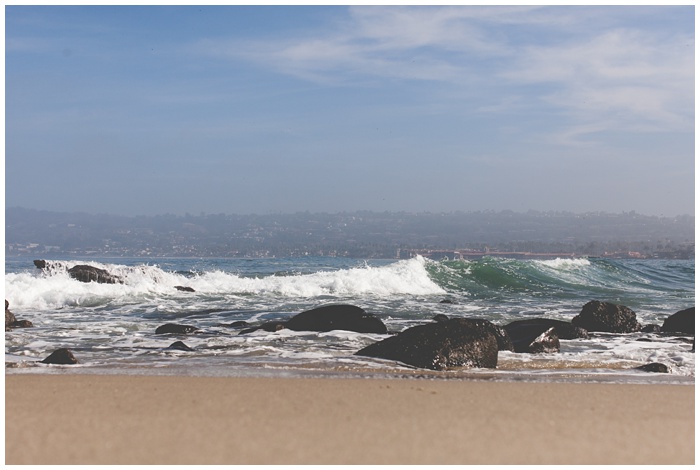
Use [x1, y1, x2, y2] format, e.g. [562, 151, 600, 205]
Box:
[4, 374, 695, 465]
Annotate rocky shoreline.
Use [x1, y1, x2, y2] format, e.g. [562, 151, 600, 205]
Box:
[6, 259, 695, 373]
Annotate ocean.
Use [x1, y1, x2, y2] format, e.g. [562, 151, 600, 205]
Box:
[4, 256, 695, 384]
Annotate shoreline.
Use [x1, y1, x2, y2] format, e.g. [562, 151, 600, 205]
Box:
[5, 373, 695, 465]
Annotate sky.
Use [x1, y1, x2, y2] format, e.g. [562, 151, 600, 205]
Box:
[4, 4, 696, 217]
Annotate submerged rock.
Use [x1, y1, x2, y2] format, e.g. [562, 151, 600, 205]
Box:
[355, 318, 500, 371]
[155, 323, 200, 335]
[167, 341, 195, 352]
[504, 318, 589, 340]
[41, 348, 79, 365]
[68, 265, 122, 284]
[572, 300, 642, 333]
[34, 260, 122, 284]
[503, 323, 560, 353]
[286, 304, 387, 334]
[634, 362, 669, 373]
[239, 321, 287, 335]
[239, 304, 388, 335]
[5, 300, 16, 329]
[661, 307, 694, 335]
[641, 324, 662, 334]
[5, 300, 33, 331]
[175, 286, 195, 292]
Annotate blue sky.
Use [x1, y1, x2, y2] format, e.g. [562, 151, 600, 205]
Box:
[4, 5, 695, 216]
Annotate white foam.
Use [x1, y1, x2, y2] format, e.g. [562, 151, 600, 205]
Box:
[535, 258, 591, 269]
[5, 257, 445, 310]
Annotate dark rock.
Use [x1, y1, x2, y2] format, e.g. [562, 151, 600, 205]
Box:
[504, 318, 589, 340]
[33, 259, 47, 269]
[67, 265, 122, 284]
[489, 323, 515, 352]
[155, 323, 200, 335]
[641, 324, 662, 333]
[41, 348, 79, 365]
[5, 300, 33, 330]
[175, 286, 195, 292]
[285, 304, 388, 334]
[661, 307, 694, 335]
[503, 323, 560, 353]
[572, 301, 642, 333]
[5, 300, 16, 327]
[429, 315, 513, 350]
[167, 341, 195, 352]
[225, 320, 249, 328]
[634, 362, 669, 373]
[239, 321, 287, 335]
[355, 318, 500, 371]
[439, 298, 456, 304]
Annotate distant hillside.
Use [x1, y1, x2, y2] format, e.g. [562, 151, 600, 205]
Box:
[5, 207, 695, 259]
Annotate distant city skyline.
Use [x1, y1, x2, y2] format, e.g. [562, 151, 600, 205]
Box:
[5, 5, 695, 217]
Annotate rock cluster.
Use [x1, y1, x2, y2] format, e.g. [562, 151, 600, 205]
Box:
[5, 300, 33, 332]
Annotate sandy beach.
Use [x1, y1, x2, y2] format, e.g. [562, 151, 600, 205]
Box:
[4, 373, 694, 465]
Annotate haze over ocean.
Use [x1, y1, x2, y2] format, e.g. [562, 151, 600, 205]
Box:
[4, 5, 694, 217]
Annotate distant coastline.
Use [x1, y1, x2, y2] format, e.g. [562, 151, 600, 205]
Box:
[5, 207, 694, 260]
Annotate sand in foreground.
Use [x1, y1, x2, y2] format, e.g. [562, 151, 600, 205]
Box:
[4, 374, 694, 465]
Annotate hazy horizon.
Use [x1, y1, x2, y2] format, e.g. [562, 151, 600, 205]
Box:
[5, 205, 695, 220]
[5, 5, 695, 217]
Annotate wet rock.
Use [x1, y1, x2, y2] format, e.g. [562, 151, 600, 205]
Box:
[355, 318, 500, 371]
[504, 318, 589, 340]
[5, 300, 33, 331]
[175, 286, 195, 292]
[285, 304, 388, 334]
[155, 323, 200, 335]
[503, 323, 560, 353]
[67, 265, 122, 284]
[661, 307, 694, 335]
[5, 300, 16, 329]
[239, 321, 287, 335]
[167, 341, 195, 352]
[431, 314, 512, 351]
[41, 348, 79, 365]
[224, 320, 249, 328]
[641, 324, 662, 333]
[572, 300, 642, 333]
[239, 305, 388, 335]
[33, 259, 47, 269]
[634, 362, 669, 373]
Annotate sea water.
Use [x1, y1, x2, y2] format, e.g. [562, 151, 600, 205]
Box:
[4, 256, 695, 384]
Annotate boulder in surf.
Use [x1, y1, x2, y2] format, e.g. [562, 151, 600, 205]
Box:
[167, 341, 195, 352]
[285, 304, 388, 334]
[572, 300, 642, 333]
[504, 318, 589, 340]
[355, 318, 500, 370]
[661, 307, 694, 335]
[41, 348, 79, 365]
[5, 300, 33, 331]
[503, 322, 560, 353]
[434, 314, 514, 351]
[155, 323, 200, 335]
[634, 362, 669, 373]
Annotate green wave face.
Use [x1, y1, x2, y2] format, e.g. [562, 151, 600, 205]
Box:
[423, 257, 694, 308]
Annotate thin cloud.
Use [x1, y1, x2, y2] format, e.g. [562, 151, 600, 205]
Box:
[189, 6, 693, 140]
